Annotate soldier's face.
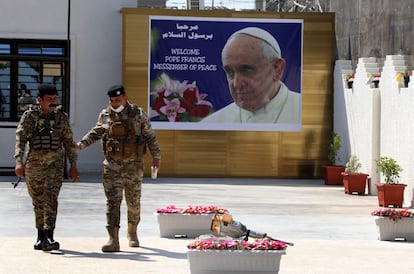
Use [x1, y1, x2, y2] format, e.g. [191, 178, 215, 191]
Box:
[109, 94, 128, 109]
[38, 94, 58, 114]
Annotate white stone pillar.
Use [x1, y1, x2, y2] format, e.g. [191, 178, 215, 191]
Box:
[379, 55, 413, 207]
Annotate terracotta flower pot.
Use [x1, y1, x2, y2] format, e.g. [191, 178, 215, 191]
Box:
[323, 165, 346, 185]
[342, 172, 369, 195]
[375, 183, 407, 208]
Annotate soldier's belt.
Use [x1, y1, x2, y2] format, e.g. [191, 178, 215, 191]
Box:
[104, 140, 146, 159]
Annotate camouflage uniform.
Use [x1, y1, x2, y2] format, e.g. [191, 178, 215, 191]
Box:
[15, 105, 77, 231]
[78, 102, 161, 243]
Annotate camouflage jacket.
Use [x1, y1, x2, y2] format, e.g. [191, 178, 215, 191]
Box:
[14, 105, 77, 167]
[78, 103, 161, 161]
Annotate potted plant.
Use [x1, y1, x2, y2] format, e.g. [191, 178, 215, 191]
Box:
[375, 156, 406, 208]
[341, 155, 369, 195]
[186, 236, 287, 273]
[371, 208, 414, 241]
[155, 205, 229, 238]
[323, 132, 346, 185]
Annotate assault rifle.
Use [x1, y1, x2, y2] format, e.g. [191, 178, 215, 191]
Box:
[211, 213, 294, 246]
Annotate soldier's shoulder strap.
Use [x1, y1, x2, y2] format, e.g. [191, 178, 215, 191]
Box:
[128, 103, 143, 120]
[53, 105, 69, 122]
[27, 104, 39, 112]
[23, 104, 40, 119]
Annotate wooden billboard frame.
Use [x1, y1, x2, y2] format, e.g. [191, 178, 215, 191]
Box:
[122, 8, 335, 178]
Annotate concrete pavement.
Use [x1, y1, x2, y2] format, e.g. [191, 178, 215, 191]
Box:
[0, 174, 413, 274]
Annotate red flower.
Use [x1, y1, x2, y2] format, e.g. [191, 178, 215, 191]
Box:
[150, 73, 213, 122]
[187, 237, 288, 251]
[189, 104, 210, 118]
[152, 90, 167, 113]
[371, 208, 414, 222]
[156, 205, 229, 214]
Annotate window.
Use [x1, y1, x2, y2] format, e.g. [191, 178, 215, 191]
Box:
[188, 0, 200, 9]
[0, 39, 69, 122]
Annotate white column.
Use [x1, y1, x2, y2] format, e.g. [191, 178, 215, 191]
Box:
[346, 57, 382, 194]
[379, 55, 413, 207]
[333, 60, 353, 165]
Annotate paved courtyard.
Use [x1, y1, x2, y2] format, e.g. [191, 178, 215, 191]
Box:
[0, 174, 413, 273]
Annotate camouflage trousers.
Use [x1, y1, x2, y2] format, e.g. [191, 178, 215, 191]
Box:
[102, 158, 144, 229]
[25, 151, 64, 230]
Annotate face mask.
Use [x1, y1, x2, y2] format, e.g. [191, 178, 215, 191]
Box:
[110, 105, 125, 113]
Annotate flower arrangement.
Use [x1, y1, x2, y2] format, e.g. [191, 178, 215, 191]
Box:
[150, 73, 213, 122]
[371, 208, 414, 223]
[156, 204, 229, 214]
[187, 236, 287, 251]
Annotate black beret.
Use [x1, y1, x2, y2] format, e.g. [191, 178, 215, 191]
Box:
[107, 85, 126, 97]
[38, 84, 57, 97]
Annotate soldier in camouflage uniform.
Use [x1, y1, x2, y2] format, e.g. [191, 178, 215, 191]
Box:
[77, 85, 161, 252]
[14, 84, 79, 252]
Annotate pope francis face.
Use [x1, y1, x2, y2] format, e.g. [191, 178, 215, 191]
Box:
[222, 34, 285, 112]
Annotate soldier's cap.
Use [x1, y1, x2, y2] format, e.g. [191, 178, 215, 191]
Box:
[37, 84, 57, 97]
[229, 27, 281, 58]
[107, 85, 126, 97]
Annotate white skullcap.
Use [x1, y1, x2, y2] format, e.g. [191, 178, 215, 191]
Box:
[229, 27, 281, 58]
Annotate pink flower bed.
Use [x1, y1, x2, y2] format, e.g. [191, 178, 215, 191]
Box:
[187, 237, 287, 251]
[371, 208, 414, 222]
[156, 205, 229, 214]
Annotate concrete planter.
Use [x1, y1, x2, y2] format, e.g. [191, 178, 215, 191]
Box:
[186, 249, 286, 274]
[155, 213, 214, 238]
[374, 216, 414, 241]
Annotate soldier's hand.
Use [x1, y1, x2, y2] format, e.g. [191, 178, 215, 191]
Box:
[15, 162, 25, 178]
[71, 141, 80, 152]
[69, 167, 80, 182]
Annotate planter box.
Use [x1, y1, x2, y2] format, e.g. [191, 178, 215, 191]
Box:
[374, 216, 414, 241]
[342, 172, 369, 195]
[375, 183, 406, 208]
[323, 165, 346, 185]
[155, 213, 214, 238]
[186, 249, 286, 274]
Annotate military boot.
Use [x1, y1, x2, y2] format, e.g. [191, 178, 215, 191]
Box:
[34, 229, 44, 250]
[102, 226, 120, 252]
[127, 223, 139, 247]
[42, 229, 60, 251]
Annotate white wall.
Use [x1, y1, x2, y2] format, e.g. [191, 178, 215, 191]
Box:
[334, 56, 414, 207]
[0, 0, 137, 172]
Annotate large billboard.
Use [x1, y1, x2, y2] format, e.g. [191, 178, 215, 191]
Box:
[148, 16, 303, 131]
